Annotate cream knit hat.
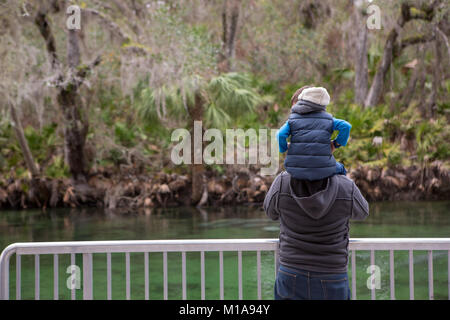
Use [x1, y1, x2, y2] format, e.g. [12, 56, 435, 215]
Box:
[298, 87, 330, 106]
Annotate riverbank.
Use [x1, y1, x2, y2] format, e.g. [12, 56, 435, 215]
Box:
[0, 162, 448, 210]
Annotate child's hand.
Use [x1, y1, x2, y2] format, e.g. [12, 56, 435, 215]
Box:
[330, 141, 336, 153]
[287, 142, 291, 150]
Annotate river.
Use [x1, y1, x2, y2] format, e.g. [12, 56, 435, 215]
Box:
[0, 201, 449, 300]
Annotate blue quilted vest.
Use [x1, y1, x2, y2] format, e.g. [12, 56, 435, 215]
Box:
[284, 110, 337, 181]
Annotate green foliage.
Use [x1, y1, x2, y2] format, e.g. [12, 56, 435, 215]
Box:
[0, 119, 63, 177]
[45, 155, 70, 178]
[367, 48, 382, 78]
[24, 123, 58, 163]
[114, 122, 136, 148]
[207, 73, 262, 127]
[204, 102, 232, 129]
[134, 72, 265, 131]
[324, 68, 354, 85]
[98, 83, 125, 127]
[0, 121, 18, 170]
[415, 118, 450, 163]
[328, 101, 450, 168]
[111, 148, 126, 165]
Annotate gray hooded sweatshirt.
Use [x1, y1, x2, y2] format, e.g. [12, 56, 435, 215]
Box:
[263, 171, 369, 273]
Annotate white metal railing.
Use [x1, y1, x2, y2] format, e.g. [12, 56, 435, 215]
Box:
[0, 238, 449, 300]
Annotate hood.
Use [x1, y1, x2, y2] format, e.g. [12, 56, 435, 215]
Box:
[288, 176, 339, 220]
[291, 99, 326, 115]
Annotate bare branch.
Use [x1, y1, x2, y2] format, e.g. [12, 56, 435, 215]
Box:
[83, 8, 146, 55]
[9, 102, 40, 178]
[83, 8, 131, 45]
[76, 55, 103, 82]
[34, 9, 60, 71]
[67, 29, 81, 69]
[394, 34, 436, 58]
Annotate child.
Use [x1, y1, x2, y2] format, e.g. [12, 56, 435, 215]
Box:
[277, 86, 351, 181]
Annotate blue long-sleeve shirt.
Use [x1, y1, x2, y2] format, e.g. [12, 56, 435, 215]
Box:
[277, 118, 352, 153]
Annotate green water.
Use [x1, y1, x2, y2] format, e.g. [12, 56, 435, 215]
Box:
[0, 201, 449, 300]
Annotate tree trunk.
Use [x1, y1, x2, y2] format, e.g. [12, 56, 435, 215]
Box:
[364, 2, 437, 107]
[364, 28, 399, 107]
[67, 29, 80, 69]
[429, 35, 442, 118]
[34, 3, 103, 184]
[395, 63, 420, 112]
[220, 0, 240, 72]
[9, 104, 39, 178]
[222, 0, 228, 48]
[401, 70, 419, 110]
[226, 1, 239, 71]
[188, 92, 205, 205]
[417, 60, 428, 117]
[354, 6, 368, 105]
[62, 28, 88, 184]
[57, 88, 89, 184]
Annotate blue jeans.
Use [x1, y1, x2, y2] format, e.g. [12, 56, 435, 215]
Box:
[336, 162, 347, 175]
[274, 265, 351, 300]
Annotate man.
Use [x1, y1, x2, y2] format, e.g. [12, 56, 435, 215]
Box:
[263, 171, 369, 300]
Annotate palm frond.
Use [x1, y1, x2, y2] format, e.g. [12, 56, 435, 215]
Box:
[136, 88, 159, 125]
[204, 102, 231, 129]
[207, 73, 261, 119]
[136, 83, 190, 125]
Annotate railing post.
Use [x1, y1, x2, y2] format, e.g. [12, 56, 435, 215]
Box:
[0, 249, 13, 300]
[83, 253, 93, 300]
[35, 255, 40, 300]
[200, 251, 205, 300]
[145, 252, 149, 300]
[257, 250, 261, 300]
[126, 252, 131, 300]
[71, 253, 76, 300]
[351, 250, 356, 300]
[107, 253, 112, 300]
[428, 251, 434, 300]
[163, 252, 168, 300]
[53, 254, 58, 300]
[16, 254, 21, 300]
[219, 251, 224, 300]
[182, 252, 187, 300]
[370, 250, 375, 300]
[238, 250, 242, 300]
[409, 250, 414, 300]
[389, 250, 395, 300]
